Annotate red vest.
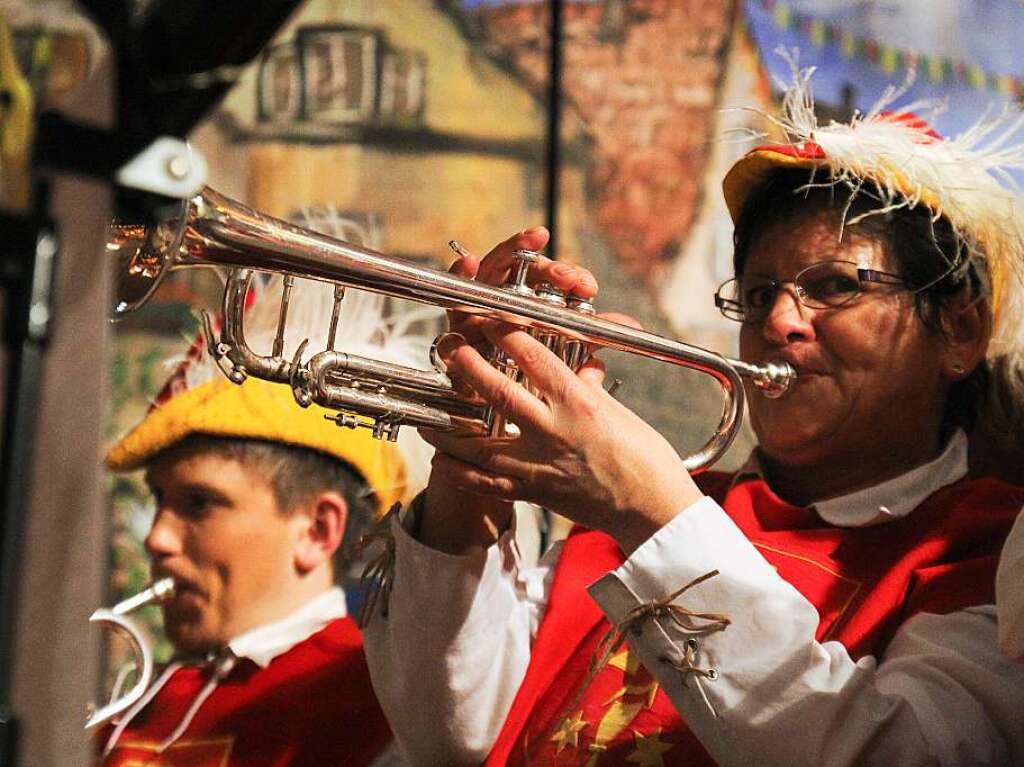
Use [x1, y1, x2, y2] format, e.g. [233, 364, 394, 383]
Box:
[99, 616, 390, 767]
[486, 474, 1022, 766]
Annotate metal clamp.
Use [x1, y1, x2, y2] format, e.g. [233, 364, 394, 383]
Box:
[115, 137, 208, 199]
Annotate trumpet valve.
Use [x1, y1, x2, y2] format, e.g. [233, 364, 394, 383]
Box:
[563, 293, 596, 371]
[505, 249, 540, 296]
[532, 283, 568, 356]
[534, 282, 566, 305]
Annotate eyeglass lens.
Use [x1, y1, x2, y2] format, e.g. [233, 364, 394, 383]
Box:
[718, 261, 867, 322]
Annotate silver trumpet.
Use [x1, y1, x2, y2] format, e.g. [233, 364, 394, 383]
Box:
[108, 187, 794, 470]
[86, 578, 176, 730]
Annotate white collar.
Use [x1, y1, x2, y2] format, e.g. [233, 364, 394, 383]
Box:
[737, 430, 969, 528]
[226, 586, 348, 669]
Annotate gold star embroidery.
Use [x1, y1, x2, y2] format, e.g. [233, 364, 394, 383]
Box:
[646, 681, 659, 708]
[595, 647, 663, 747]
[607, 648, 659, 706]
[608, 648, 642, 675]
[584, 742, 608, 767]
[625, 728, 674, 767]
[550, 711, 588, 754]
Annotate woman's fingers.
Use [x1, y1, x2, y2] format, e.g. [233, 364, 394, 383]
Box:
[576, 355, 607, 388]
[573, 312, 641, 380]
[475, 227, 550, 285]
[442, 335, 551, 429]
[422, 429, 528, 478]
[518, 256, 598, 299]
[481, 324, 588, 410]
[473, 228, 599, 300]
[448, 250, 480, 279]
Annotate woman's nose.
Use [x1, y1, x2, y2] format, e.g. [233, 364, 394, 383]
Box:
[144, 508, 184, 559]
[761, 286, 816, 345]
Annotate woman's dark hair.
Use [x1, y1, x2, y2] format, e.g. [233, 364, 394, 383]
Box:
[732, 166, 989, 432]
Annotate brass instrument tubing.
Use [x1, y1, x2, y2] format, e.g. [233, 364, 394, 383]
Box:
[273, 274, 294, 358]
[327, 284, 345, 351]
[151, 189, 795, 471]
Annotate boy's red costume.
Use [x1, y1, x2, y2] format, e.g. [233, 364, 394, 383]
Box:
[100, 617, 390, 767]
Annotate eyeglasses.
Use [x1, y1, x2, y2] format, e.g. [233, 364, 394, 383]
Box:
[714, 260, 906, 323]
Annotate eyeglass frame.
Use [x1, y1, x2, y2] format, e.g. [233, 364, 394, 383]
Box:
[713, 259, 908, 323]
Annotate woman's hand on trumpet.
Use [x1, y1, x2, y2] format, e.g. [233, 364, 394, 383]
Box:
[419, 227, 701, 556]
[423, 323, 702, 555]
[445, 226, 598, 352]
[419, 226, 603, 555]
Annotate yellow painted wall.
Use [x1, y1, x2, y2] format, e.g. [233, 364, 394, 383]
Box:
[197, 0, 588, 273]
[223, 0, 546, 142]
[246, 143, 547, 264]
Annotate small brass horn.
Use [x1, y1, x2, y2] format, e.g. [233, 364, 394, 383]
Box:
[86, 578, 175, 730]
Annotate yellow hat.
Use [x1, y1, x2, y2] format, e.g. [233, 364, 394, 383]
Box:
[106, 375, 408, 513]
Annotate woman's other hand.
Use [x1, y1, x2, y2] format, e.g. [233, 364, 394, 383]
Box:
[418, 227, 600, 554]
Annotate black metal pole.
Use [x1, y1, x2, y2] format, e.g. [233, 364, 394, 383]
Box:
[0, 210, 59, 767]
[545, 0, 564, 261]
[539, 0, 565, 556]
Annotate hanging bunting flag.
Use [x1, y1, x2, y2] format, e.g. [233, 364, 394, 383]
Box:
[969, 66, 989, 91]
[926, 54, 946, 84]
[809, 19, 826, 48]
[864, 38, 879, 64]
[997, 74, 1018, 97]
[755, 0, 1022, 98]
[772, 2, 791, 29]
[880, 45, 898, 74]
[840, 29, 857, 59]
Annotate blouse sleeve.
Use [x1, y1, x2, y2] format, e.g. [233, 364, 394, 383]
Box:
[996, 509, 1024, 661]
[362, 508, 555, 766]
[588, 496, 1024, 767]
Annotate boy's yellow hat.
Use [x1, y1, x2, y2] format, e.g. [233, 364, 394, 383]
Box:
[106, 375, 408, 513]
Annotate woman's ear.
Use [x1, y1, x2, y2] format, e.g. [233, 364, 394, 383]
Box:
[942, 296, 991, 380]
[293, 492, 348, 575]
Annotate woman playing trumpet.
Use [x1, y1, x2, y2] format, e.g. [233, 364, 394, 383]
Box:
[363, 71, 1024, 766]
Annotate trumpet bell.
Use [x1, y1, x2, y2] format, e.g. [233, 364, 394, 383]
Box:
[108, 201, 189, 320]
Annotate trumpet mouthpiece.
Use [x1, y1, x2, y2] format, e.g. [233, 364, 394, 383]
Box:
[111, 577, 177, 616]
[754, 361, 796, 399]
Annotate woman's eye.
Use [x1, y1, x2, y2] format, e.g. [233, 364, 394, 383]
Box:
[805, 274, 859, 299]
[744, 284, 776, 308]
